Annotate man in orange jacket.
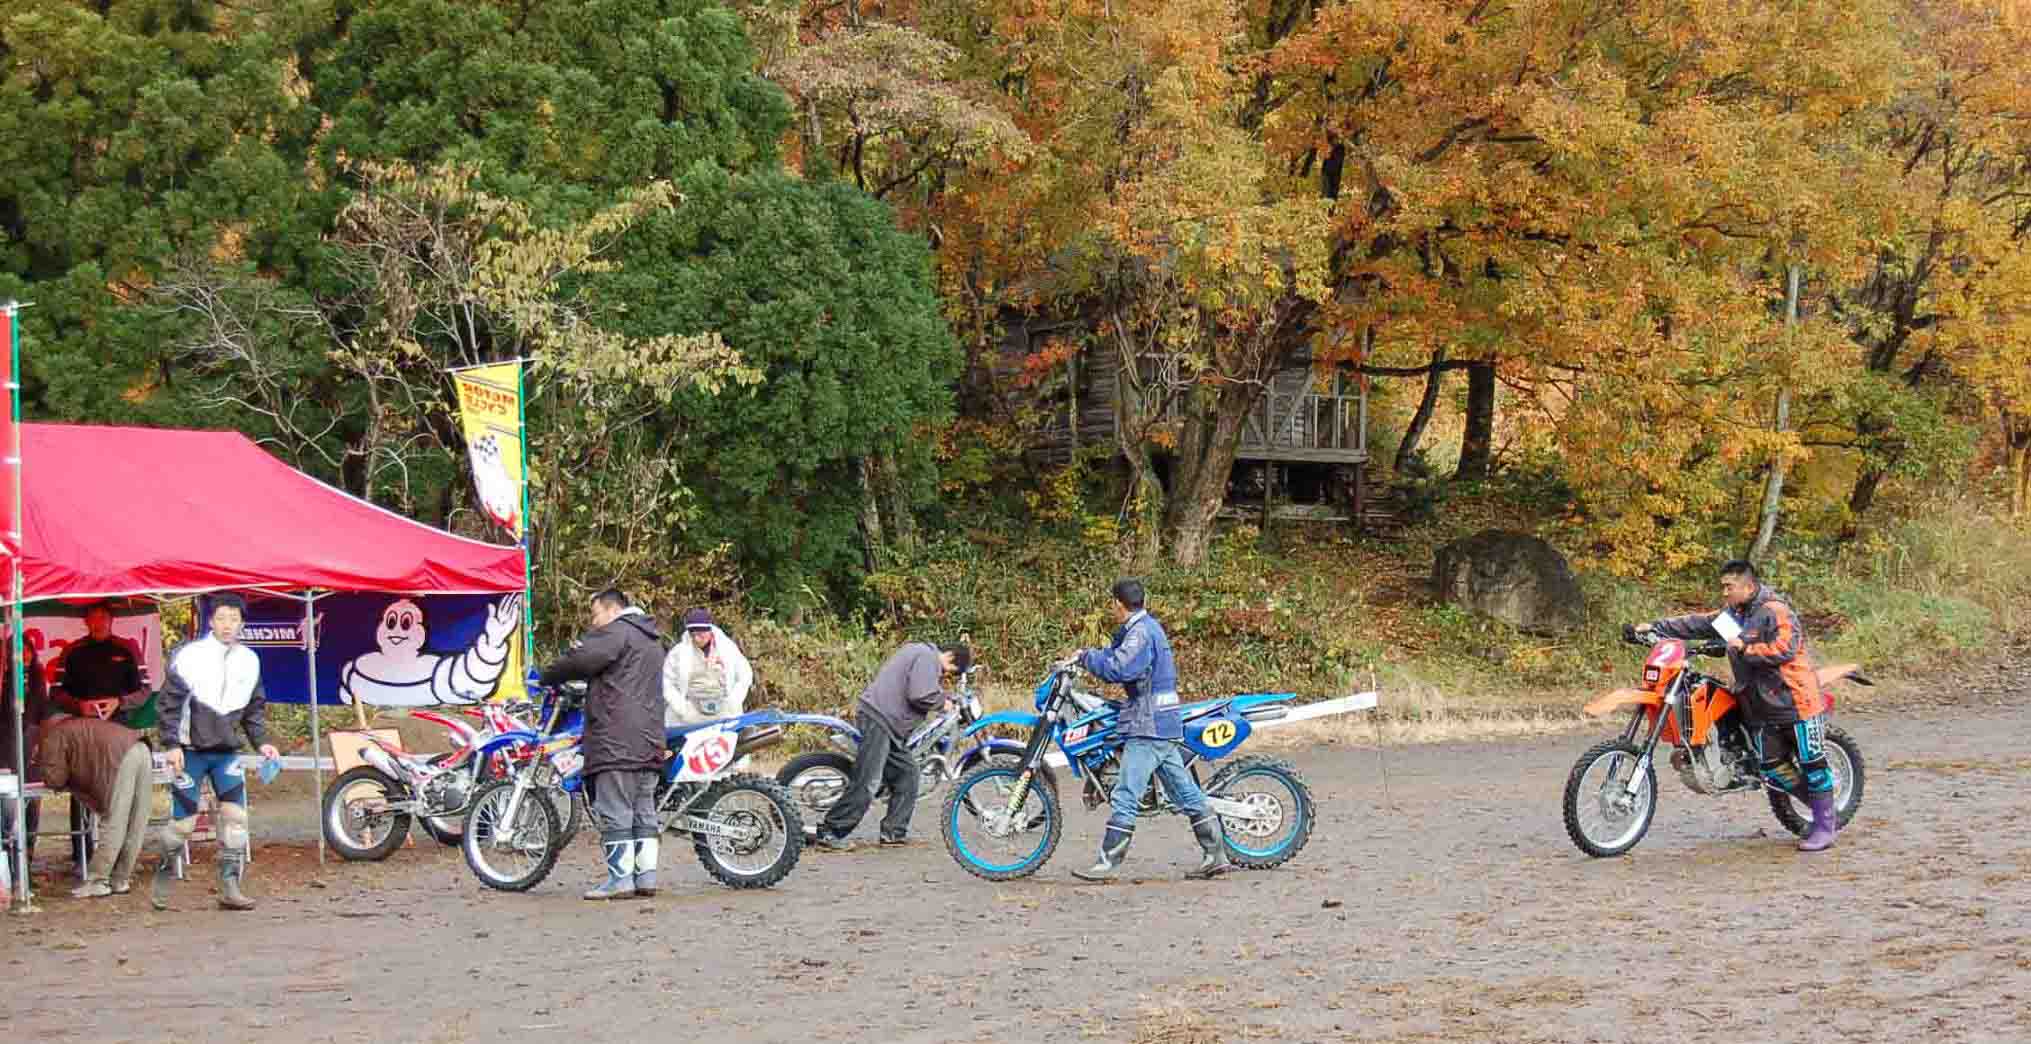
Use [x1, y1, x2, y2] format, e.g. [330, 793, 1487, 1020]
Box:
[1639, 559, 1839, 852]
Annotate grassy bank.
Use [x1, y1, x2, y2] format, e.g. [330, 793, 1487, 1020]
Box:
[265, 492, 2031, 753]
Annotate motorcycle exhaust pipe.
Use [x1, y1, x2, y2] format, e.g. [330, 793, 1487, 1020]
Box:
[358, 743, 402, 778]
[732, 725, 786, 760]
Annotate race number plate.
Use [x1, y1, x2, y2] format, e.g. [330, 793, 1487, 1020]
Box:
[676, 724, 740, 782]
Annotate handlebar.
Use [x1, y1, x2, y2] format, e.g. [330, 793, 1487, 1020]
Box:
[1621, 625, 1725, 658]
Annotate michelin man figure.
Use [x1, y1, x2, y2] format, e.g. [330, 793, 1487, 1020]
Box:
[339, 594, 522, 707]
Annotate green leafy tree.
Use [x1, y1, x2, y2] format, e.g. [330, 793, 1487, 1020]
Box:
[600, 167, 960, 611]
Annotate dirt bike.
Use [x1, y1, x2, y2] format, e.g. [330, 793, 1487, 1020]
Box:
[321, 702, 581, 860]
[940, 660, 1314, 881]
[461, 682, 806, 891]
[774, 660, 1053, 825]
[1562, 627, 1869, 857]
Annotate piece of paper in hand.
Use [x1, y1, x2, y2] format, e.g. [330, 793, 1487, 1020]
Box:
[1710, 611, 1743, 643]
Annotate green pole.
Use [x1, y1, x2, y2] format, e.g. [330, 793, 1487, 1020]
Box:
[6, 303, 29, 912]
[516, 361, 534, 669]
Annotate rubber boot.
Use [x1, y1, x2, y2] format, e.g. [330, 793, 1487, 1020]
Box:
[217, 847, 256, 911]
[1072, 824, 1134, 882]
[583, 833, 636, 900]
[1797, 792, 1838, 853]
[145, 833, 178, 912]
[1185, 814, 1232, 880]
[630, 836, 659, 898]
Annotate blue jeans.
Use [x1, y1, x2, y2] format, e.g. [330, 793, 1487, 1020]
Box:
[1107, 738, 1208, 830]
[171, 749, 246, 818]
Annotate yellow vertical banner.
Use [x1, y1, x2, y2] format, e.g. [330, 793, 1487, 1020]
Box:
[452, 362, 530, 703]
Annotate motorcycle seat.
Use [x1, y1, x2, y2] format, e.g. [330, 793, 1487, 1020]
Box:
[1179, 701, 1227, 723]
[663, 720, 731, 746]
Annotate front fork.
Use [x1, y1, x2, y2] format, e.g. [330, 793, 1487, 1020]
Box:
[1620, 705, 1672, 801]
[494, 770, 537, 849]
[994, 711, 1059, 826]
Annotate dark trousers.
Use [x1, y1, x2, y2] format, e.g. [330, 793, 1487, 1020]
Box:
[589, 769, 660, 842]
[820, 707, 918, 841]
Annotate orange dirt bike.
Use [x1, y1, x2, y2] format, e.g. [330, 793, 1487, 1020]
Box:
[1562, 627, 1868, 857]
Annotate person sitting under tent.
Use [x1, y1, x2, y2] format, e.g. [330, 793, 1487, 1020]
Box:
[1, 630, 50, 886]
[52, 603, 152, 730]
[34, 716, 151, 898]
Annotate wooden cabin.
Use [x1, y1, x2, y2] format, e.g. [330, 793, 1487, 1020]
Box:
[1015, 342, 1385, 526]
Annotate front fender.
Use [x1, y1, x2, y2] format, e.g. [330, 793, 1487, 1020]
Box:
[961, 710, 1044, 739]
[1583, 688, 1662, 718]
[475, 730, 541, 759]
[957, 738, 1060, 791]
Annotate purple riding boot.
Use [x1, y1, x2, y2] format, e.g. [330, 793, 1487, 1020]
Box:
[1797, 792, 1838, 852]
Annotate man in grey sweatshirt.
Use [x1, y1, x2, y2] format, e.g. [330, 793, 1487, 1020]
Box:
[812, 640, 971, 851]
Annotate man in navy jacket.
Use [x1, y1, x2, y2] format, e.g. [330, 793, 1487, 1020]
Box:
[1068, 579, 1229, 882]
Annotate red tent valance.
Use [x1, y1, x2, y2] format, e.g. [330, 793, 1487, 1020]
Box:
[1, 424, 524, 600]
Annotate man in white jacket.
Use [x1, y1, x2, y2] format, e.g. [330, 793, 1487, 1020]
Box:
[662, 608, 753, 726]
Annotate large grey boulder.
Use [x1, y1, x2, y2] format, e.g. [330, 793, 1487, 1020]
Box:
[1432, 530, 1585, 635]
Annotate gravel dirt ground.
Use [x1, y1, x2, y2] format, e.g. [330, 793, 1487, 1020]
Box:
[4, 672, 2028, 1044]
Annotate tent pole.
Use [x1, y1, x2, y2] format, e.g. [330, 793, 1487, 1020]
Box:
[302, 591, 324, 867]
[7, 301, 31, 914]
[8, 573, 27, 913]
[515, 360, 534, 671]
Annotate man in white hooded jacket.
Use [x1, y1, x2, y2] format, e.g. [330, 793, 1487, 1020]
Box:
[662, 608, 753, 726]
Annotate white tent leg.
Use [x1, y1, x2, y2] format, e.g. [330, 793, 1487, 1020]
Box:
[302, 591, 324, 866]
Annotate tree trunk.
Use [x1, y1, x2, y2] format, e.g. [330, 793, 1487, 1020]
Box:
[1454, 359, 1495, 480]
[1120, 444, 1164, 567]
[1846, 466, 1886, 530]
[1751, 264, 1803, 560]
[870, 451, 917, 555]
[1164, 378, 1262, 568]
[2006, 412, 2031, 518]
[1112, 368, 1165, 567]
[855, 455, 884, 568]
[1395, 345, 1447, 474]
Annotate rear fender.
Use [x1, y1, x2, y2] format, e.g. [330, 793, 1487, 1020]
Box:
[1583, 688, 1663, 718]
[410, 709, 478, 748]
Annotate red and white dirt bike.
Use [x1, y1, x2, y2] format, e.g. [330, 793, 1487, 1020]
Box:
[1561, 628, 1869, 857]
[321, 703, 583, 860]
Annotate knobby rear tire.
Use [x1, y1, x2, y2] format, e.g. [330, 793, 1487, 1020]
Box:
[1204, 755, 1315, 870]
[321, 766, 411, 862]
[1767, 726, 1866, 836]
[690, 774, 804, 890]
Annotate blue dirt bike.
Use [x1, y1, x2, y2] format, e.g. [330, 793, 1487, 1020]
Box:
[940, 660, 1316, 880]
[462, 682, 807, 891]
[773, 661, 1059, 826]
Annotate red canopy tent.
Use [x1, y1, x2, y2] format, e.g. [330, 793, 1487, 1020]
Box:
[8, 424, 524, 599]
[2, 423, 527, 907]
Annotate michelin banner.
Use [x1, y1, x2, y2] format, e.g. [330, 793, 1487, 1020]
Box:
[452, 362, 526, 540]
[200, 592, 526, 707]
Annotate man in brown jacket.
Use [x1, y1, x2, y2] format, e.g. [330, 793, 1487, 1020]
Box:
[34, 717, 153, 898]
